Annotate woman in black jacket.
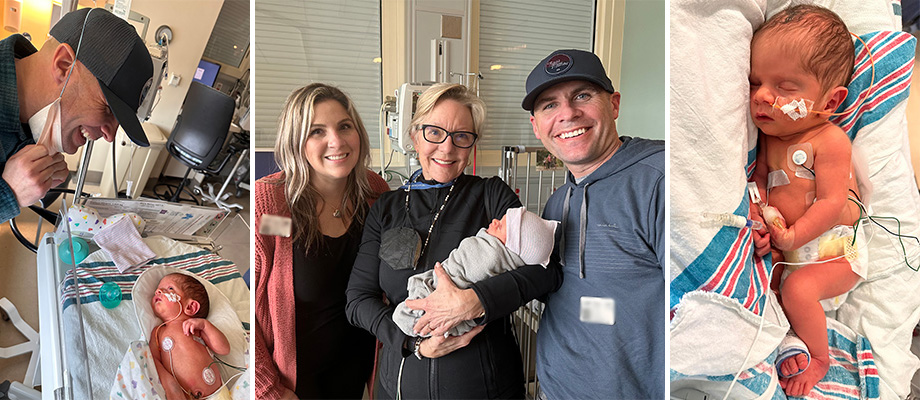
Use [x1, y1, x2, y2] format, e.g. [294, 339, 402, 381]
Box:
[346, 83, 561, 399]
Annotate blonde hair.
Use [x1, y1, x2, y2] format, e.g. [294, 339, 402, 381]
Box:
[409, 83, 486, 140]
[273, 83, 374, 251]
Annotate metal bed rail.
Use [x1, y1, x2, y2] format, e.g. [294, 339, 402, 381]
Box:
[499, 145, 567, 400]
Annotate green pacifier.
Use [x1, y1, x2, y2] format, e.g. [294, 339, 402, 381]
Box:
[99, 281, 122, 309]
[58, 237, 89, 265]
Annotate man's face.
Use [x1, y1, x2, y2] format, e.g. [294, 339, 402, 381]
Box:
[58, 63, 118, 154]
[530, 80, 621, 178]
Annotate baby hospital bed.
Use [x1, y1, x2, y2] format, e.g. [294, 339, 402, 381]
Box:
[33, 192, 251, 400]
[671, 0, 920, 399]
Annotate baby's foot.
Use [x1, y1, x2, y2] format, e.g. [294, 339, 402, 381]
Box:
[780, 356, 830, 397]
[780, 353, 809, 377]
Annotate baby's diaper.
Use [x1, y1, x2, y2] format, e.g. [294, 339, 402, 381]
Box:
[781, 224, 867, 311]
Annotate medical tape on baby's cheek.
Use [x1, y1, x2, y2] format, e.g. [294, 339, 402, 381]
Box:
[773, 97, 814, 121]
[767, 169, 790, 189]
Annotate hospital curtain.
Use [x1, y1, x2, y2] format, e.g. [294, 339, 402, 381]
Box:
[253, 0, 382, 149]
[477, 0, 595, 149]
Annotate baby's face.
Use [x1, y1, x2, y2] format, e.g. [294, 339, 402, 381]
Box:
[486, 215, 508, 244]
[152, 275, 186, 320]
[749, 36, 828, 137]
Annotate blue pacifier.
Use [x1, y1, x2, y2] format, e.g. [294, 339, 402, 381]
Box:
[99, 281, 122, 309]
[58, 237, 89, 265]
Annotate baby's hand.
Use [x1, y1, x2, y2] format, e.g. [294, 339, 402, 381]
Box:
[183, 318, 207, 336]
[766, 217, 795, 251]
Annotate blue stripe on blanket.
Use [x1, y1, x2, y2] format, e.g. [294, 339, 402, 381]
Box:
[670, 197, 773, 315]
[62, 250, 242, 311]
[830, 31, 915, 140]
[670, 325, 879, 400]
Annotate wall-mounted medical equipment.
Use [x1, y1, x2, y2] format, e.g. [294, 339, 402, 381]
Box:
[137, 42, 168, 122]
[387, 82, 433, 155]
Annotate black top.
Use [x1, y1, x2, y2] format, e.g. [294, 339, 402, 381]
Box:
[346, 174, 562, 399]
[294, 220, 375, 399]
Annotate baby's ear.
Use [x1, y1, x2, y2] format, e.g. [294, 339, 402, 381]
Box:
[184, 300, 201, 317]
[822, 86, 849, 113]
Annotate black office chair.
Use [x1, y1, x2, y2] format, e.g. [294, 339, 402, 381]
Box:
[154, 82, 235, 204]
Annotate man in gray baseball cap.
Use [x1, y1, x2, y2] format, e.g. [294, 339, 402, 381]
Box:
[0, 7, 153, 222]
[525, 49, 665, 399]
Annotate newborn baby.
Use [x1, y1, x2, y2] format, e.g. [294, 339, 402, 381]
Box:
[149, 273, 231, 399]
[393, 206, 558, 337]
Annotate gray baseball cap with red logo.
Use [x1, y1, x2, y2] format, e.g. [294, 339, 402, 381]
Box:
[522, 49, 615, 112]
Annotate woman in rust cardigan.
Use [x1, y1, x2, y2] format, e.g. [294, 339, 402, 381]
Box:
[254, 84, 390, 399]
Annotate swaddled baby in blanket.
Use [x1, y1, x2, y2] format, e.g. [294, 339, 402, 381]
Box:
[749, 5, 866, 397]
[393, 206, 558, 337]
[150, 273, 231, 399]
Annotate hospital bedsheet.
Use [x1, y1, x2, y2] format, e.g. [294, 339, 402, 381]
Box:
[60, 236, 251, 400]
[671, 0, 920, 398]
[671, 318, 879, 400]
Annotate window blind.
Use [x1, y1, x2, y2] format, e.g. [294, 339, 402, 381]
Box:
[254, 0, 382, 149]
[202, 0, 250, 68]
[477, 0, 595, 149]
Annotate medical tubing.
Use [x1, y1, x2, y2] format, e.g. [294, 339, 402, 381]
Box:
[111, 140, 118, 195]
[212, 354, 246, 371]
[722, 296, 767, 400]
[700, 212, 764, 230]
[379, 102, 388, 176]
[851, 198, 920, 271]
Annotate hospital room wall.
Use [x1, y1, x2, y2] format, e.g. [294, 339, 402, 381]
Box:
[378, 0, 634, 170]
[73, 0, 225, 179]
[616, 0, 665, 140]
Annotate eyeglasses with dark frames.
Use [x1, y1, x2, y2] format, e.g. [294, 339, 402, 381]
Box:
[419, 124, 479, 148]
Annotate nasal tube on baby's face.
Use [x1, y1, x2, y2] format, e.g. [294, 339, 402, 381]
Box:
[772, 97, 814, 121]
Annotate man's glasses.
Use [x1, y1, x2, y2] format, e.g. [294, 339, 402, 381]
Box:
[419, 124, 478, 148]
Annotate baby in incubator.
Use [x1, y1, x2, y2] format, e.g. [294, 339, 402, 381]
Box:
[749, 5, 864, 397]
[150, 273, 231, 399]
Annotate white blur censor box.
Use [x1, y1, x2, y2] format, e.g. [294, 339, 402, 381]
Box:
[580, 296, 615, 325]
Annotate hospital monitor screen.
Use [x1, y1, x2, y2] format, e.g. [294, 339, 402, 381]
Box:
[194, 60, 221, 87]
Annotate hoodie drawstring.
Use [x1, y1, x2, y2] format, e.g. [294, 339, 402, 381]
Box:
[558, 182, 590, 279]
[579, 182, 591, 279]
[559, 186, 571, 269]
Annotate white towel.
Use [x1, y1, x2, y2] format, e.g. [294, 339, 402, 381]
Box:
[94, 217, 155, 273]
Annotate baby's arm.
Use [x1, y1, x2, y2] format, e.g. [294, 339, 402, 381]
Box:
[149, 328, 188, 400]
[750, 136, 772, 257]
[770, 127, 853, 250]
[183, 318, 231, 355]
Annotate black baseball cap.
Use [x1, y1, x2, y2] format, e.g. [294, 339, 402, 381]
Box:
[50, 8, 153, 147]
[522, 49, 615, 112]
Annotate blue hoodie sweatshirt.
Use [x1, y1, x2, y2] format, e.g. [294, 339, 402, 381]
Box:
[536, 136, 665, 399]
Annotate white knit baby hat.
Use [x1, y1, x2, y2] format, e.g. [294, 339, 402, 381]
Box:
[504, 207, 559, 267]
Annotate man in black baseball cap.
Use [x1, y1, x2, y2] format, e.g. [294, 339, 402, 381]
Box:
[0, 7, 153, 222]
[525, 49, 665, 399]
